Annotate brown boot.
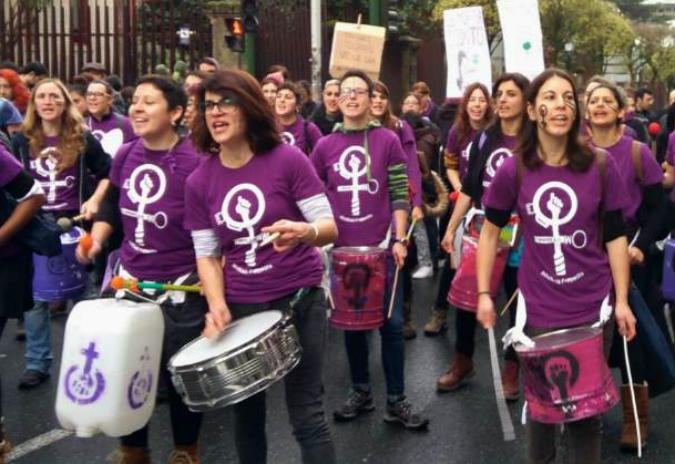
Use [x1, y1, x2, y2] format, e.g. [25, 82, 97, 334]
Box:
[424, 308, 448, 336]
[402, 303, 416, 340]
[501, 359, 520, 402]
[108, 446, 151, 464]
[436, 353, 474, 392]
[620, 384, 648, 451]
[169, 444, 199, 464]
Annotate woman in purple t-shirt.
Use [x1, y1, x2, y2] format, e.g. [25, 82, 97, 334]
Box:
[478, 69, 636, 464]
[436, 73, 529, 398]
[185, 69, 337, 464]
[78, 76, 206, 464]
[274, 81, 322, 155]
[424, 82, 492, 337]
[85, 80, 135, 158]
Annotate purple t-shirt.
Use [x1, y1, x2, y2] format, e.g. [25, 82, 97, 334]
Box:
[484, 154, 626, 329]
[593, 135, 662, 230]
[281, 117, 322, 155]
[446, 125, 477, 180]
[88, 112, 136, 158]
[396, 120, 423, 207]
[311, 127, 407, 247]
[27, 136, 79, 212]
[110, 137, 200, 281]
[480, 134, 517, 205]
[667, 132, 675, 203]
[184, 143, 324, 304]
[0, 145, 27, 258]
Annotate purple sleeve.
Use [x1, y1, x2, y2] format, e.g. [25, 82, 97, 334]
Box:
[640, 143, 663, 186]
[0, 144, 23, 187]
[446, 126, 459, 154]
[483, 156, 518, 212]
[121, 117, 137, 143]
[398, 122, 423, 207]
[109, 141, 135, 187]
[309, 139, 327, 182]
[667, 133, 675, 166]
[286, 146, 325, 201]
[623, 124, 637, 140]
[603, 155, 628, 212]
[308, 123, 322, 151]
[183, 168, 213, 230]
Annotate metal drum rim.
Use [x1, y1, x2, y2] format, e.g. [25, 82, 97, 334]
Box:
[331, 246, 386, 255]
[514, 325, 601, 352]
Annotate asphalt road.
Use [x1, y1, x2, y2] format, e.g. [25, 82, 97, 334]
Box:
[1, 274, 673, 463]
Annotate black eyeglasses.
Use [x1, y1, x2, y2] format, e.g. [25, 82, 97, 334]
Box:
[201, 97, 236, 114]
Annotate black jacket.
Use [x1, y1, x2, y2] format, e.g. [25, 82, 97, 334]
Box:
[309, 104, 343, 136]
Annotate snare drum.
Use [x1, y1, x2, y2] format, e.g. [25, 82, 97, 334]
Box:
[330, 247, 387, 330]
[168, 310, 301, 411]
[515, 326, 619, 424]
[33, 226, 88, 301]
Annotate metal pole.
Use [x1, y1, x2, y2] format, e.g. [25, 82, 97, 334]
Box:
[310, 0, 322, 101]
[369, 0, 381, 26]
[245, 32, 255, 75]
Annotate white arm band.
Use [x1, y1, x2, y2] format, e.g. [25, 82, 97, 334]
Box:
[191, 229, 222, 258]
[296, 193, 334, 223]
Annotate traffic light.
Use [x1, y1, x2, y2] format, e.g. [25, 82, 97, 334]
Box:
[225, 17, 245, 53]
[242, 0, 259, 33]
[384, 0, 402, 36]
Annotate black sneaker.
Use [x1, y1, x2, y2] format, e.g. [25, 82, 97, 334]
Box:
[333, 389, 375, 422]
[18, 370, 50, 390]
[384, 397, 429, 430]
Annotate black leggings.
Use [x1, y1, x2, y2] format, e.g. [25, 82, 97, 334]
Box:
[455, 265, 519, 361]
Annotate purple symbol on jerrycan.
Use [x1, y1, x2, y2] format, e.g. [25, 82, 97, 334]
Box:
[65, 341, 106, 405]
[127, 347, 153, 410]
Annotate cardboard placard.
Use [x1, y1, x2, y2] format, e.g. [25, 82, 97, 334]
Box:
[329, 21, 386, 81]
[497, 0, 545, 80]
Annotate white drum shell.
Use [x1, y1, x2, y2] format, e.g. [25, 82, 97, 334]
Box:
[55, 298, 164, 438]
[169, 311, 302, 411]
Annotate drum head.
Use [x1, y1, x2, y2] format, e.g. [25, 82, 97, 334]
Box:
[170, 310, 283, 367]
[61, 226, 85, 245]
[516, 326, 600, 352]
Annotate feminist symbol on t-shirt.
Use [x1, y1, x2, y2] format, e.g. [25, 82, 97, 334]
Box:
[528, 181, 588, 277]
[64, 341, 106, 405]
[215, 183, 266, 268]
[32, 154, 75, 207]
[462, 141, 473, 164]
[333, 146, 379, 217]
[121, 164, 168, 252]
[482, 148, 513, 188]
[281, 131, 296, 146]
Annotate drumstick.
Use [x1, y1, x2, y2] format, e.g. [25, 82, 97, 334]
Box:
[623, 335, 642, 458]
[110, 276, 202, 293]
[500, 289, 519, 317]
[488, 327, 516, 441]
[387, 218, 418, 319]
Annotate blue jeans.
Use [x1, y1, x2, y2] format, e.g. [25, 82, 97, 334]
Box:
[24, 300, 54, 373]
[344, 259, 405, 398]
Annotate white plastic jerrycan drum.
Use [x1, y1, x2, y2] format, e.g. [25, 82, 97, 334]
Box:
[55, 298, 164, 438]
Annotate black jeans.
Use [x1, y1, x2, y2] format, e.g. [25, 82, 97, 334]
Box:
[229, 288, 335, 464]
[120, 291, 206, 448]
[0, 316, 6, 422]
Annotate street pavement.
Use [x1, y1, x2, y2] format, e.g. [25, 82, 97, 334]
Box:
[1, 274, 674, 463]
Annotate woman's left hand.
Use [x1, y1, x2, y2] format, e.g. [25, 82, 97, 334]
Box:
[411, 206, 424, 222]
[628, 247, 644, 266]
[261, 220, 313, 252]
[392, 241, 407, 268]
[615, 300, 637, 341]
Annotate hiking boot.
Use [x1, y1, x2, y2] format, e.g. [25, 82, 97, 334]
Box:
[107, 446, 151, 464]
[333, 389, 375, 422]
[501, 360, 520, 402]
[169, 444, 199, 464]
[384, 397, 429, 430]
[403, 321, 417, 340]
[423, 308, 448, 336]
[436, 353, 474, 392]
[18, 370, 50, 390]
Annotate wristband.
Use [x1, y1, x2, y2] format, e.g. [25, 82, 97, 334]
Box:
[308, 223, 319, 242]
[477, 291, 491, 297]
[393, 237, 408, 246]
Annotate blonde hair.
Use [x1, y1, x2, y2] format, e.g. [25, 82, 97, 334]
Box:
[22, 78, 86, 173]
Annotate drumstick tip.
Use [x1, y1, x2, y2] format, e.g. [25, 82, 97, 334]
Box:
[110, 276, 125, 290]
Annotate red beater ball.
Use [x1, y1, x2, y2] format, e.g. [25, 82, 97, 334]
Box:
[79, 234, 93, 252]
[110, 276, 138, 292]
[449, 191, 460, 203]
[648, 122, 660, 136]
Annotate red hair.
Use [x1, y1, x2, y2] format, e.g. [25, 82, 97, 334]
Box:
[0, 68, 30, 113]
[454, 82, 492, 146]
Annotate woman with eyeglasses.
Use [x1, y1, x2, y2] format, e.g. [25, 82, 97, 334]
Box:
[309, 79, 343, 136]
[275, 81, 322, 155]
[311, 70, 429, 431]
[77, 75, 206, 464]
[10, 78, 110, 390]
[86, 80, 136, 158]
[185, 69, 337, 464]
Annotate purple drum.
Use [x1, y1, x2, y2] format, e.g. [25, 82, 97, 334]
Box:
[662, 237, 675, 302]
[33, 227, 88, 301]
[516, 327, 619, 424]
[330, 247, 387, 331]
[447, 236, 508, 312]
[100, 249, 121, 296]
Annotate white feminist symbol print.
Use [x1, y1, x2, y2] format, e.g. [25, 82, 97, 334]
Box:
[528, 181, 587, 277]
[482, 148, 513, 187]
[281, 131, 296, 146]
[121, 164, 168, 251]
[333, 146, 379, 217]
[32, 155, 75, 205]
[215, 184, 266, 268]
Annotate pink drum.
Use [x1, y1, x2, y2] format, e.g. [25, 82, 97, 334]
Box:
[516, 327, 619, 424]
[330, 247, 387, 331]
[447, 236, 508, 312]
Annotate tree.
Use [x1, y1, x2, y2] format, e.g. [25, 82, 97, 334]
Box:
[625, 22, 675, 86]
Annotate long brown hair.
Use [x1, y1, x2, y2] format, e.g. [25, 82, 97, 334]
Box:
[454, 82, 492, 145]
[191, 69, 281, 154]
[517, 68, 593, 172]
[372, 81, 398, 130]
[22, 78, 86, 172]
